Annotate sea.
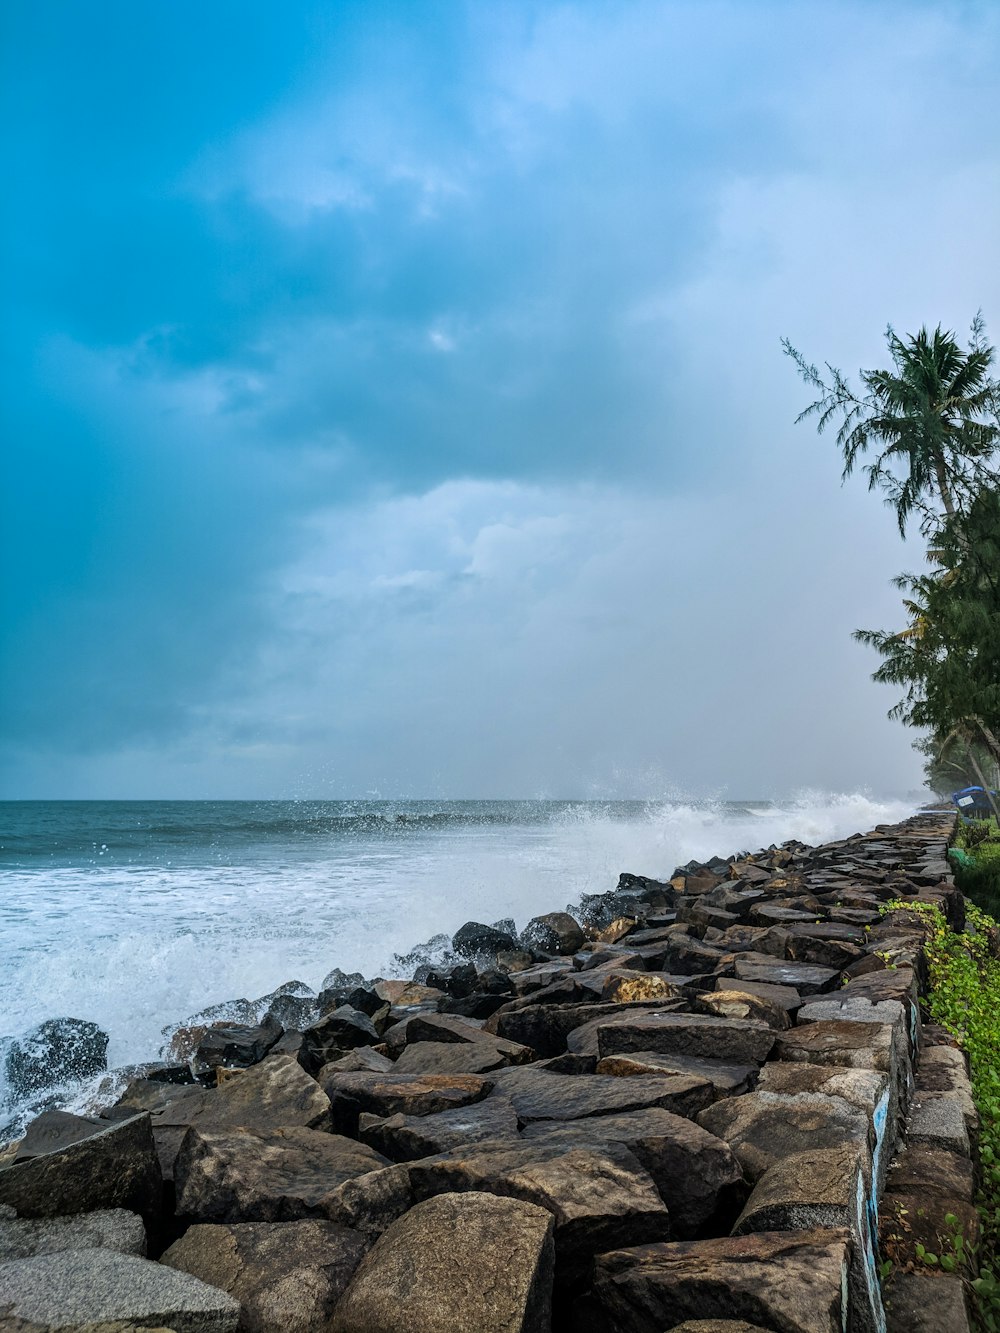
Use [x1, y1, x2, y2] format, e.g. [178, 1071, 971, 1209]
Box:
[0, 793, 917, 1138]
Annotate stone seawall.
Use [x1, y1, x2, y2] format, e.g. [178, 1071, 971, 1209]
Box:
[0, 810, 980, 1332]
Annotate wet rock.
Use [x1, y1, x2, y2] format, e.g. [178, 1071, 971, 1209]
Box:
[421, 963, 478, 997]
[0, 1208, 146, 1262]
[320, 967, 368, 997]
[4, 1018, 109, 1100]
[587, 1228, 851, 1333]
[486, 1066, 714, 1124]
[299, 1007, 381, 1073]
[261, 994, 317, 1031]
[406, 1140, 670, 1283]
[0, 1112, 161, 1221]
[452, 921, 519, 963]
[192, 1014, 283, 1078]
[324, 1045, 394, 1074]
[359, 1096, 520, 1161]
[329, 1191, 555, 1333]
[0, 1248, 239, 1331]
[697, 1091, 871, 1183]
[593, 1013, 777, 1065]
[493, 1000, 684, 1060]
[319, 1070, 494, 1134]
[520, 912, 585, 956]
[521, 1106, 745, 1237]
[373, 981, 445, 1009]
[175, 1126, 390, 1223]
[162, 1219, 370, 1333]
[596, 1052, 758, 1099]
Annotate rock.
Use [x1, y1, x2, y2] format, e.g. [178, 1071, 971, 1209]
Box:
[406, 1140, 669, 1283]
[592, 1013, 777, 1065]
[491, 1001, 679, 1059]
[521, 1107, 745, 1237]
[383, 1012, 532, 1064]
[12, 1110, 109, 1160]
[323, 1045, 394, 1074]
[662, 1322, 775, 1332]
[596, 1052, 758, 1099]
[486, 1066, 714, 1124]
[263, 993, 317, 1031]
[452, 921, 519, 963]
[713, 977, 802, 1016]
[391, 1041, 509, 1075]
[907, 1092, 971, 1157]
[374, 981, 446, 1008]
[0, 1248, 238, 1331]
[174, 1126, 390, 1223]
[773, 1020, 896, 1073]
[318, 1071, 494, 1135]
[731, 958, 841, 994]
[587, 1228, 851, 1332]
[161, 1219, 370, 1333]
[115, 1054, 333, 1181]
[0, 1113, 162, 1221]
[732, 1146, 882, 1333]
[692, 990, 790, 1030]
[191, 1015, 283, 1078]
[697, 1091, 871, 1183]
[359, 1097, 520, 1161]
[329, 1192, 555, 1333]
[884, 1271, 972, 1333]
[600, 974, 682, 1004]
[320, 967, 368, 997]
[520, 912, 585, 956]
[299, 1007, 381, 1072]
[0, 1209, 146, 1262]
[3, 1019, 109, 1099]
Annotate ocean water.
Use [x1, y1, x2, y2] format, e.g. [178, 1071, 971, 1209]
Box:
[0, 793, 916, 1136]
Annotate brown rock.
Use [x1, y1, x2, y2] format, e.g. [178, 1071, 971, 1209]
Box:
[161, 1219, 370, 1333]
[318, 1071, 494, 1135]
[391, 1040, 510, 1076]
[692, 990, 790, 1030]
[588, 1228, 851, 1333]
[596, 1052, 757, 1099]
[486, 1065, 714, 1124]
[174, 1126, 390, 1223]
[330, 1192, 555, 1333]
[358, 1096, 520, 1161]
[593, 1013, 777, 1065]
[697, 1092, 871, 1183]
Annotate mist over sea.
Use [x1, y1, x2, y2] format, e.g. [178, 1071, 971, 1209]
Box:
[0, 794, 916, 1135]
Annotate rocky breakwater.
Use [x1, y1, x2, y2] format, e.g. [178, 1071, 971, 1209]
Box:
[0, 809, 979, 1332]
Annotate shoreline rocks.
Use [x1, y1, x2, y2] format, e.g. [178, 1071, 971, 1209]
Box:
[0, 809, 980, 1331]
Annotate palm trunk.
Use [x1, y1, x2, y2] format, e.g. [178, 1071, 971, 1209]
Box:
[934, 456, 956, 519]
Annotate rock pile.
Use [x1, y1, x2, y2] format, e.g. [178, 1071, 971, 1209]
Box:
[0, 810, 979, 1331]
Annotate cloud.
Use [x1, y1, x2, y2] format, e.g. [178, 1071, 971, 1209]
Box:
[2, 0, 999, 796]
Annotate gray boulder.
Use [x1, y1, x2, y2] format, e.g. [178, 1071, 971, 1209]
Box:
[520, 912, 586, 956]
[0, 1208, 146, 1262]
[0, 1247, 238, 1331]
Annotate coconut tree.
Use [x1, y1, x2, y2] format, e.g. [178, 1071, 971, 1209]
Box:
[783, 316, 999, 536]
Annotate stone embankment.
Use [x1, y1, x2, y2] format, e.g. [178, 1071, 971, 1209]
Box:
[0, 810, 980, 1332]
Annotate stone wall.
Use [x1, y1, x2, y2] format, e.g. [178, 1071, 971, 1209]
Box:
[0, 810, 981, 1332]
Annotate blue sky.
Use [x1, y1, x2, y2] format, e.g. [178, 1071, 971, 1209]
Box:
[2, 0, 999, 798]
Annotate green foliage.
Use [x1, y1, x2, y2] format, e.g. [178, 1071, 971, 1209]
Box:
[783, 315, 1000, 537]
[881, 899, 1000, 1327]
[954, 822, 1000, 919]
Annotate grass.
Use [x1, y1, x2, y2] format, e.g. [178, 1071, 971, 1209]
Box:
[882, 898, 1000, 1329]
[952, 820, 1000, 918]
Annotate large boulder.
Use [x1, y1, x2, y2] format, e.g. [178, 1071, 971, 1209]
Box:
[330, 1191, 555, 1333]
[162, 1219, 370, 1333]
[452, 921, 519, 963]
[405, 1139, 670, 1283]
[485, 1066, 714, 1124]
[359, 1097, 520, 1162]
[191, 1014, 283, 1078]
[521, 1106, 746, 1238]
[586, 1228, 851, 1332]
[115, 1054, 333, 1181]
[174, 1126, 390, 1223]
[0, 1247, 238, 1331]
[697, 1091, 872, 1183]
[299, 1007, 381, 1073]
[319, 1070, 494, 1135]
[520, 912, 585, 956]
[592, 1013, 777, 1065]
[3, 1018, 109, 1099]
[0, 1112, 161, 1221]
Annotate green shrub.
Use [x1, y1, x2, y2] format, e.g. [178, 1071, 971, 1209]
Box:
[882, 899, 1000, 1329]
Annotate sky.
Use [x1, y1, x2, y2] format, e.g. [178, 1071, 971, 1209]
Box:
[2, 0, 999, 801]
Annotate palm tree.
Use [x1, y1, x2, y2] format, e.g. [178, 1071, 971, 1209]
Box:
[783, 316, 999, 536]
